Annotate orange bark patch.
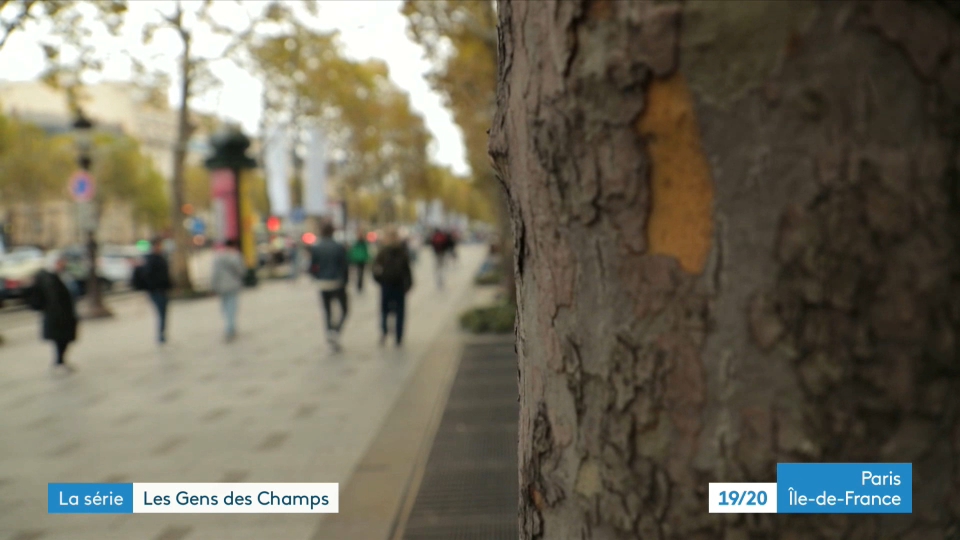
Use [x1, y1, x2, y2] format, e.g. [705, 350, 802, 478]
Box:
[587, 0, 613, 20]
[637, 74, 715, 274]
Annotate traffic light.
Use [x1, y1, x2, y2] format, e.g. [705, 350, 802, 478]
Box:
[267, 216, 280, 232]
[301, 232, 317, 245]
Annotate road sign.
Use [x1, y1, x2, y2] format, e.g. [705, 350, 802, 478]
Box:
[69, 171, 95, 202]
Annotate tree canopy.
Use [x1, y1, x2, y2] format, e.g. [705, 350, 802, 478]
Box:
[248, 25, 433, 207]
[0, 113, 168, 230]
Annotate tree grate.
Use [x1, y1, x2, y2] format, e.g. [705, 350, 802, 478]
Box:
[401, 337, 518, 540]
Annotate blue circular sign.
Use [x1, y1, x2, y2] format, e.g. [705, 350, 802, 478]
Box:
[69, 171, 95, 202]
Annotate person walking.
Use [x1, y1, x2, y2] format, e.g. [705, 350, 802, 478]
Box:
[429, 227, 449, 290]
[133, 237, 172, 344]
[349, 232, 370, 293]
[28, 256, 79, 372]
[210, 239, 245, 341]
[372, 227, 413, 347]
[309, 221, 349, 352]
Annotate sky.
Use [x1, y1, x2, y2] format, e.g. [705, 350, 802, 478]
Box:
[0, 0, 469, 175]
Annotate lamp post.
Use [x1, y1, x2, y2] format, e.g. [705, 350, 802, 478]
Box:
[204, 127, 257, 287]
[73, 111, 112, 319]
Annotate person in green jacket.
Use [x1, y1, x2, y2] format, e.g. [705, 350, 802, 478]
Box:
[348, 232, 371, 293]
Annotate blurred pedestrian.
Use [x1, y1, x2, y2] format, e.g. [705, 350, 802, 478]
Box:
[349, 231, 370, 293]
[210, 239, 245, 342]
[27, 255, 78, 372]
[133, 237, 172, 344]
[446, 229, 458, 263]
[288, 236, 300, 281]
[429, 227, 450, 290]
[372, 226, 413, 347]
[309, 221, 349, 352]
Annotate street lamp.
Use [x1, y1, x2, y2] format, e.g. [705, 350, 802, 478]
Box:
[72, 110, 112, 318]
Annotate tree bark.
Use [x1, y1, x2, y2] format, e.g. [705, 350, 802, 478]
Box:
[170, 30, 194, 293]
[490, 0, 960, 538]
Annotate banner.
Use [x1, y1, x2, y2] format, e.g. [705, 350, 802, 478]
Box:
[239, 170, 257, 270]
[48, 483, 339, 514]
[428, 199, 445, 227]
[303, 126, 328, 217]
[264, 125, 292, 217]
[707, 462, 912, 514]
[210, 169, 237, 244]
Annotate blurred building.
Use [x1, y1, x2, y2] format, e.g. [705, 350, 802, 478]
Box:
[0, 80, 213, 248]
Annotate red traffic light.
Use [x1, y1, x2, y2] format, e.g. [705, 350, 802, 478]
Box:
[266, 216, 280, 232]
[301, 232, 317, 245]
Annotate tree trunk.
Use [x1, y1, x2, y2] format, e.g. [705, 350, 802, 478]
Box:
[170, 31, 194, 293]
[490, 1, 960, 538]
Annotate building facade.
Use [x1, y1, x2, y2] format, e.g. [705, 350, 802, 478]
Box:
[0, 81, 207, 248]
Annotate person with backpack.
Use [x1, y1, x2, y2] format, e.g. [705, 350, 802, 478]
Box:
[308, 221, 349, 352]
[372, 226, 413, 346]
[348, 231, 370, 293]
[429, 227, 449, 290]
[210, 239, 245, 342]
[28, 255, 79, 373]
[132, 237, 173, 344]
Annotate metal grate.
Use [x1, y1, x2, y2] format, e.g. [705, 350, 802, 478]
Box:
[401, 336, 519, 540]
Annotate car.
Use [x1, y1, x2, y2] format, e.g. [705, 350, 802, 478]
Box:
[45, 245, 136, 296]
[0, 246, 46, 303]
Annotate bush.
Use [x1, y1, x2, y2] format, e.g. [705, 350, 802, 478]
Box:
[473, 255, 504, 286]
[474, 269, 502, 286]
[460, 303, 516, 334]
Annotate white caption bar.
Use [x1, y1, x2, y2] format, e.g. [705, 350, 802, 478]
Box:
[133, 483, 339, 513]
[708, 482, 777, 513]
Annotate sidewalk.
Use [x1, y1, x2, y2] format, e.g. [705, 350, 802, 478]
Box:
[0, 245, 486, 540]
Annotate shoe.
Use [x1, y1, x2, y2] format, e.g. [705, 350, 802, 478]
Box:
[52, 363, 76, 374]
[379, 335, 387, 347]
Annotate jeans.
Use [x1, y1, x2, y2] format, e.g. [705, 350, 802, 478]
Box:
[380, 286, 406, 344]
[434, 253, 445, 289]
[148, 290, 168, 342]
[354, 263, 366, 292]
[320, 287, 348, 332]
[220, 292, 239, 337]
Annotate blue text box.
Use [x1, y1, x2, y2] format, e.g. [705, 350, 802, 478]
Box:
[777, 463, 911, 514]
[48, 483, 133, 514]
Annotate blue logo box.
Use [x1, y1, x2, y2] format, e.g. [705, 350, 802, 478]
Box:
[48, 483, 133, 514]
[777, 463, 912, 514]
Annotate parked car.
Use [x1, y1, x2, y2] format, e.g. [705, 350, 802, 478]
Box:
[45, 245, 139, 295]
[0, 246, 46, 303]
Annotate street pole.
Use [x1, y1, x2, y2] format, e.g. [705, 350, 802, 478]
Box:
[74, 112, 112, 319]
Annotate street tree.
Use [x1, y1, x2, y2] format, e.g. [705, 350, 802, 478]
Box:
[88, 131, 169, 232]
[491, 0, 960, 538]
[0, 0, 128, 113]
[403, 0, 510, 290]
[139, 0, 311, 293]
[0, 0, 126, 51]
[247, 24, 432, 218]
[0, 116, 74, 241]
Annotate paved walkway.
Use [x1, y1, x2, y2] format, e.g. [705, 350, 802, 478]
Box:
[0, 245, 485, 540]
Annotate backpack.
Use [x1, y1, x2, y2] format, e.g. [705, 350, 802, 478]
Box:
[132, 264, 147, 291]
[374, 247, 409, 289]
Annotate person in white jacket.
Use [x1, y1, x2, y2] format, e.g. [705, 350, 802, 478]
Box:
[210, 239, 245, 341]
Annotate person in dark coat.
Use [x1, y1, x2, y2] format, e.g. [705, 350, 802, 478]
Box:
[133, 237, 173, 344]
[372, 226, 414, 346]
[28, 256, 79, 371]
